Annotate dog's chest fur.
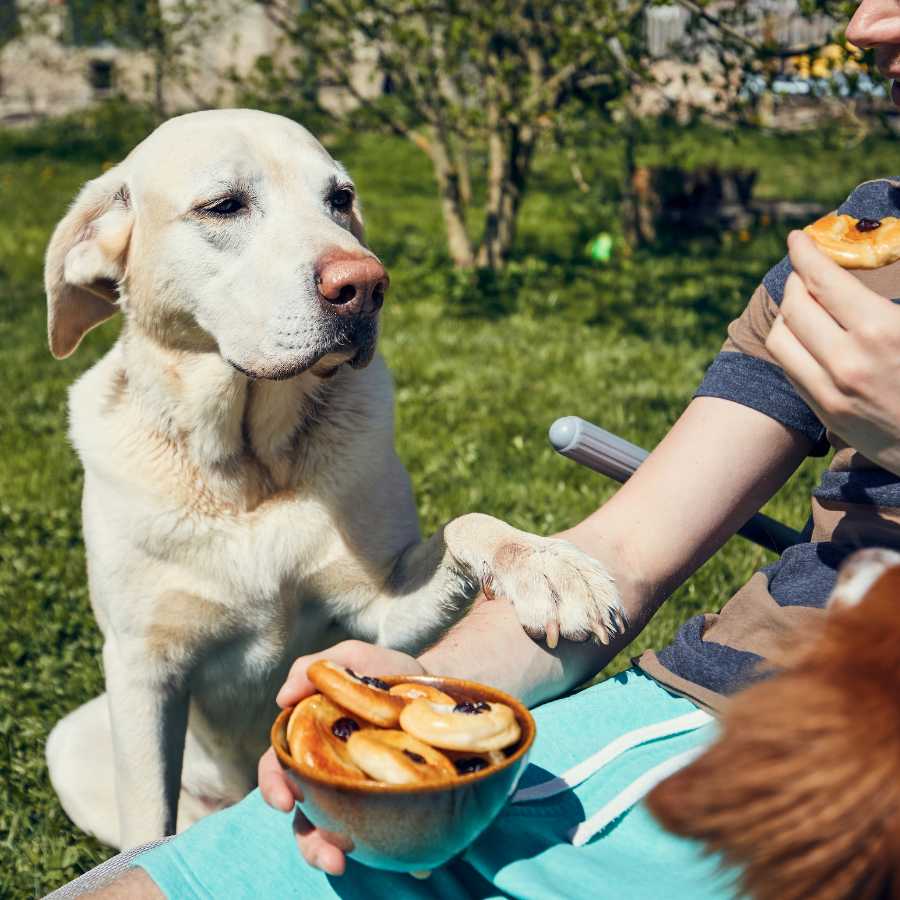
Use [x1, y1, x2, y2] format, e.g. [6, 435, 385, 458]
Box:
[69, 339, 418, 762]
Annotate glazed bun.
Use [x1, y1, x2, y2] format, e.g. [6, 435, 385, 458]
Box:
[399, 699, 521, 753]
[346, 729, 456, 785]
[307, 660, 406, 727]
[286, 694, 367, 780]
[803, 214, 900, 269]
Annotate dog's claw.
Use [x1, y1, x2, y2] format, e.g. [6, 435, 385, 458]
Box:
[545, 619, 559, 649]
[483, 534, 620, 652]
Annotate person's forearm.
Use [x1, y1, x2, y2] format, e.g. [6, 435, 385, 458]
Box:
[417, 593, 630, 706]
[421, 397, 812, 704]
[560, 397, 812, 631]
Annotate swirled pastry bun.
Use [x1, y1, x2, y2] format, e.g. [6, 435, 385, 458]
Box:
[399, 699, 521, 753]
[286, 694, 367, 780]
[346, 729, 456, 785]
[307, 660, 406, 727]
[803, 214, 900, 269]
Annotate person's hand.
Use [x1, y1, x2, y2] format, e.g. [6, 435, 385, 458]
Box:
[258, 640, 425, 875]
[765, 230, 900, 476]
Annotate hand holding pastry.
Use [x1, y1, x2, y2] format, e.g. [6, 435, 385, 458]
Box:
[262, 639, 532, 878]
[259, 642, 425, 876]
[766, 231, 900, 477]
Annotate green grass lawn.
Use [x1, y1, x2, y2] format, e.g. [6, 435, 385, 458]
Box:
[2, 108, 898, 896]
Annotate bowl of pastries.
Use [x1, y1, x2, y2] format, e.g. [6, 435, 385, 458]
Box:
[270, 660, 536, 872]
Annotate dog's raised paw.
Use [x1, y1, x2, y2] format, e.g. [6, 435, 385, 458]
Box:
[486, 537, 624, 647]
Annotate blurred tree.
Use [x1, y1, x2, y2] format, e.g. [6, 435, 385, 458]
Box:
[260, 0, 651, 270]
[0, 0, 19, 48]
[258, 0, 866, 270]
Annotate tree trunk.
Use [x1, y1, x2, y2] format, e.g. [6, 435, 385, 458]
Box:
[455, 144, 472, 207]
[620, 105, 655, 246]
[477, 123, 535, 270]
[425, 135, 475, 269]
[153, 51, 166, 121]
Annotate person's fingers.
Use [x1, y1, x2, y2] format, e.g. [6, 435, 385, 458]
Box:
[277, 644, 357, 707]
[259, 746, 302, 811]
[766, 315, 834, 417]
[293, 809, 348, 876]
[276, 654, 320, 707]
[779, 272, 848, 367]
[277, 641, 426, 708]
[787, 230, 890, 328]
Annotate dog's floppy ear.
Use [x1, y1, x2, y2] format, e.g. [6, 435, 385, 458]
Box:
[44, 165, 134, 359]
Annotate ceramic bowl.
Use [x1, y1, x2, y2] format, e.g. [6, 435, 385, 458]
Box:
[271, 674, 536, 872]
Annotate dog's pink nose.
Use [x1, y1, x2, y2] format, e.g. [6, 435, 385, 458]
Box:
[316, 251, 389, 317]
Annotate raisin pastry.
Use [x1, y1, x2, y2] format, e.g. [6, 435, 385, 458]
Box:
[286, 693, 366, 780]
[307, 660, 406, 727]
[803, 214, 900, 269]
[346, 729, 456, 785]
[399, 698, 521, 753]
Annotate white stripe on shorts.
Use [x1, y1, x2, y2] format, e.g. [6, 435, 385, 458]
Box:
[511, 708, 712, 804]
[568, 745, 707, 846]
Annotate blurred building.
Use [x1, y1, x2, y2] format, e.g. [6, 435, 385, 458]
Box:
[0, 0, 293, 122]
[641, 0, 847, 120]
[646, 1, 835, 59]
[0, 0, 855, 125]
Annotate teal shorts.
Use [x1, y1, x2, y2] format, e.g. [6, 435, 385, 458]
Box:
[133, 669, 738, 899]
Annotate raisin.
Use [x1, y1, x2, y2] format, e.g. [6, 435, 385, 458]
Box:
[454, 757, 488, 775]
[857, 218, 882, 232]
[345, 668, 390, 691]
[453, 700, 490, 715]
[403, 749, 426, 764]
[331, 717, 360, 741]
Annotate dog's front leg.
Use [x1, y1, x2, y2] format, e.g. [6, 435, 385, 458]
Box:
[103, 638, 189, 848]
[365, 512, 624, 653]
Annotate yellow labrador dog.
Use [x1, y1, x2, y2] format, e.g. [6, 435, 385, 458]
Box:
[43, 109, 622, 850]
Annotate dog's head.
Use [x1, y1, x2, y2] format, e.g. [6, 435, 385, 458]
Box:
[44, 109, 387, 379]
[647, 548, 900, 900]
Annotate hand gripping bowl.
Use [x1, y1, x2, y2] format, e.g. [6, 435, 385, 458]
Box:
[271, 674, 536, 872]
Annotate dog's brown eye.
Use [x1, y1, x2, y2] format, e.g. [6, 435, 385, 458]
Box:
[204, 196, 245, 216]
[330, 188, 354, 213]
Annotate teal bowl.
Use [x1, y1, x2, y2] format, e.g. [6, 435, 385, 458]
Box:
[271, 674, 536, 872]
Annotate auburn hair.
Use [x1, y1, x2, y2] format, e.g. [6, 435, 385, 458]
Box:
[647, 566, 900, 900]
